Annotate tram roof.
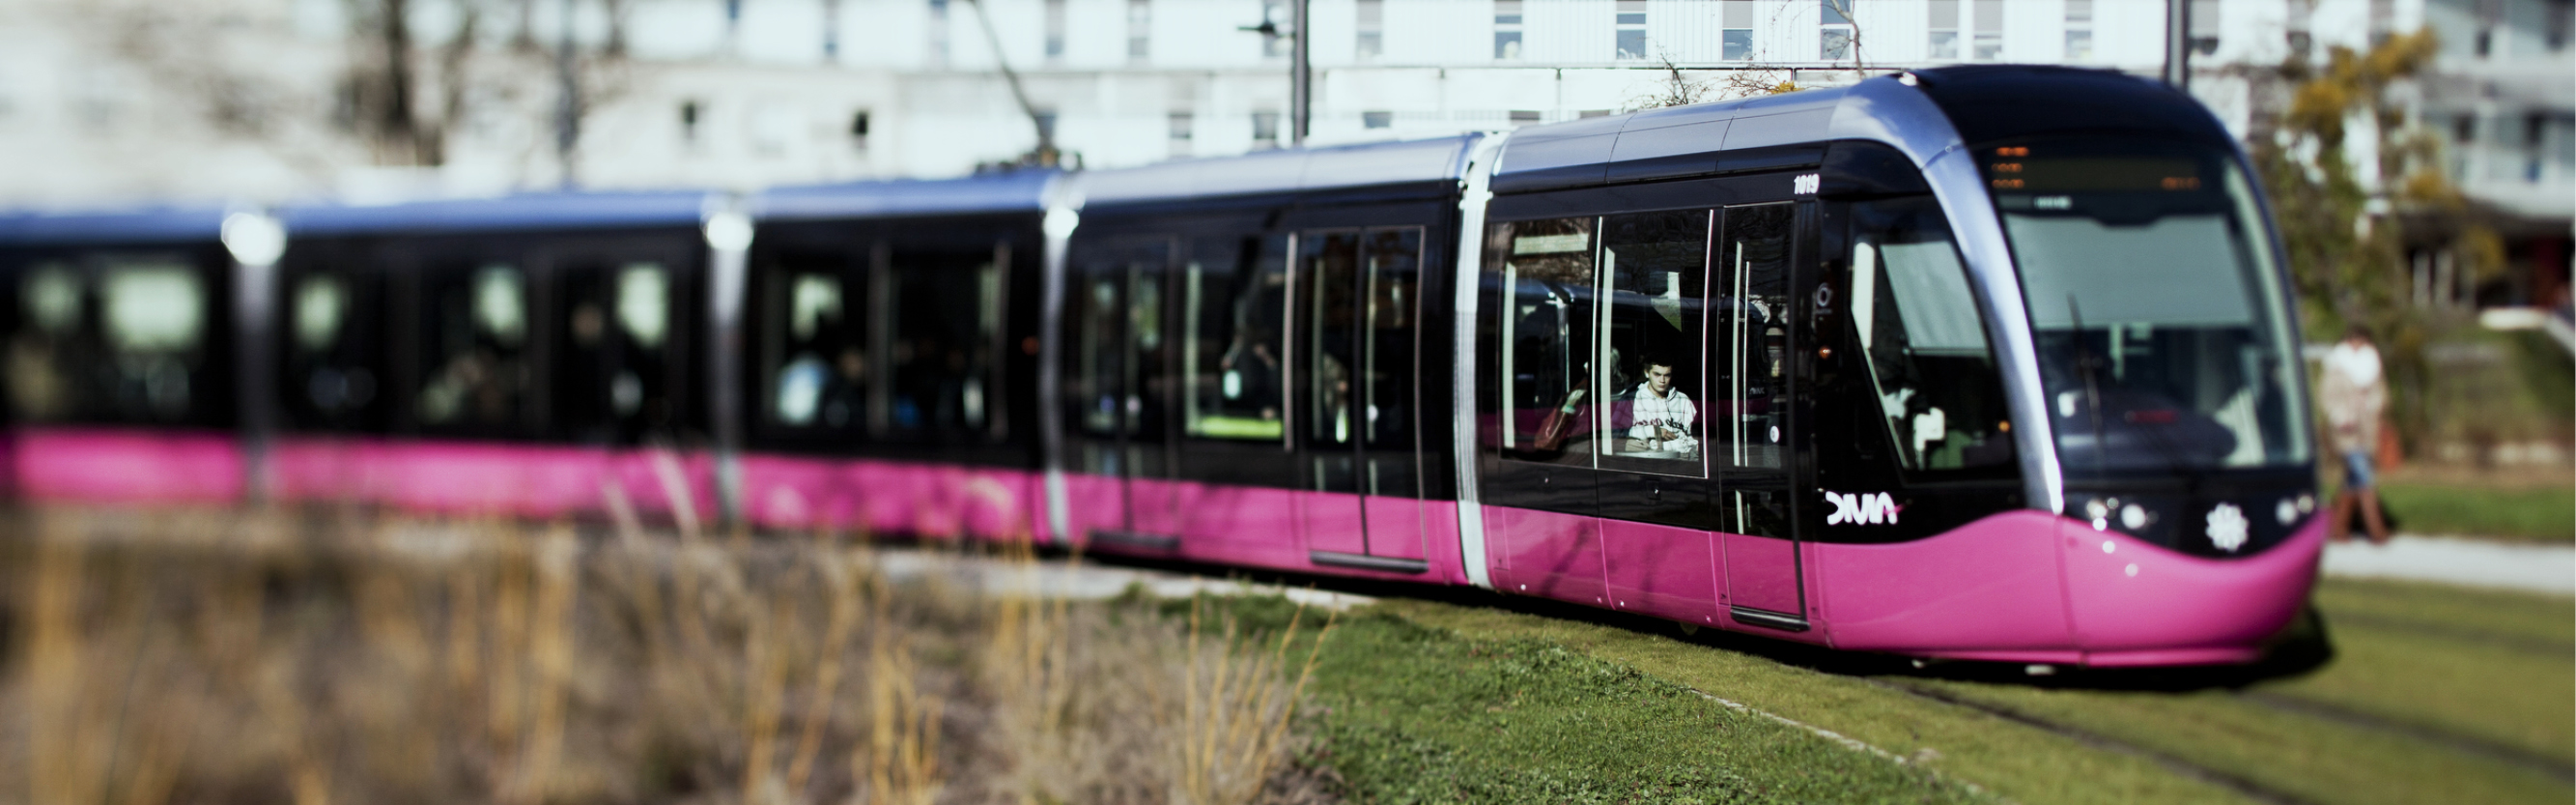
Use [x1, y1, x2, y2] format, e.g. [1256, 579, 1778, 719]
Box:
[1487, 66, 2223, 196]
[753, 168, 1055, 222]
[0, 206, 228, 246]
[281, 190, 712, 237]
[1489, 86, 1852, 194]
[1078, 134, 1478, 210]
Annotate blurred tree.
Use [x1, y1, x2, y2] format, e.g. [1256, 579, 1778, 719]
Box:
[338, 0, 634, 179]
[2251, 28, 2503, 454]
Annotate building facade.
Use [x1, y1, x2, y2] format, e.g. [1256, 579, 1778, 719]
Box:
[3, 0, 2567, 306]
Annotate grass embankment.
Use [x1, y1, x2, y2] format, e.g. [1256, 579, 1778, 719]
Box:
[2374, 479, 2574, 542]
[1264, 606, 1981, 804]
[0, 508, 1330, 805]
[1282, 576, 2573, 805]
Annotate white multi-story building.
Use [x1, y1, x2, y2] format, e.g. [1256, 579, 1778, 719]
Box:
[4, 0, 2567, 303]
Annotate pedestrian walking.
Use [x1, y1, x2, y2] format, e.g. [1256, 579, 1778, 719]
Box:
[2321, 325, 2391, 544]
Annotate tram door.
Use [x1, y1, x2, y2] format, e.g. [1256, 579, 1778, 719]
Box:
[1292, 228, 1429, 568]
[1715, 201, 1809, 629]
[1066, 237, 1179, 541]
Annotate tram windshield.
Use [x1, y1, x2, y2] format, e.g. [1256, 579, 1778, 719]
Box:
[1984, 139, 2310, 476]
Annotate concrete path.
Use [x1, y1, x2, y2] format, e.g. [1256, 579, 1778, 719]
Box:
[2321, 534, 2576, 595]
[873, 549, 1378, 610]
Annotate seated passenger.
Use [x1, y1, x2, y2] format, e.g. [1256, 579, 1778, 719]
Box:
[1623, 358, 1697, 456]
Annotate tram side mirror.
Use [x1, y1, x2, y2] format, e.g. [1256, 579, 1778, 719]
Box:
[1818, 141, 1931, 198]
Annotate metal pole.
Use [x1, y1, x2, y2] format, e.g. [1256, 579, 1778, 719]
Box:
[1290, 0, 1309, 146]
[2165, 0, 2190, 89]
[556, 0, 580, 187]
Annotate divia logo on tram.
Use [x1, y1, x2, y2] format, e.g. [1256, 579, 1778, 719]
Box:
[1824, 491, 1903, 526]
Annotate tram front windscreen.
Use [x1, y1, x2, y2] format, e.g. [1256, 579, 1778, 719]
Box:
[1981, 139, 2311, 478]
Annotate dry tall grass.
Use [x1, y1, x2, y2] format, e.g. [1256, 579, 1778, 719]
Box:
[0, 502, 1336, 805]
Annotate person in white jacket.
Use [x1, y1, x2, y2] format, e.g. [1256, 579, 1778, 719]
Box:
[1624, 359, 1698, 457]
[2321, 326, 2390, 544]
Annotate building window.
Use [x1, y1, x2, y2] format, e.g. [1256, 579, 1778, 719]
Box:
[1723, 0, 1753, 60]
[1253, 111, 1280, 149]
[1128, 0, 1151, 62]
[1929, 0, 1958, 59]
[1510, 110, 1542, 127]
[1973, 0, 2002, 60]
[1616, 0, 1647, 60]
[1357, 0, 1384, 60]
[1363, 110, 1393, 129]
[1495, 0, 1523, 59]
[2064, 0, 2092, 61]
[2189, 0, 2218, 56]
[850, 110, 870, 150]
[1045, 0, 1066, 62]
[1169, 111, 1193, 157]
[1820, 0, 1854, 61]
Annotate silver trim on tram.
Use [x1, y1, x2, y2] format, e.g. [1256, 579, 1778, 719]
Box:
[1450, 130, 1509, 590]
[701, 198, 754, 525]
[1037, 175, 1083, 545]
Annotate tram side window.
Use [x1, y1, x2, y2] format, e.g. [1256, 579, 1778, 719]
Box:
[7, 256, 218, 426]
[1484, 216, 1597, 466]
[1849, 198, 2012, 473]
[555, 262, 677, 444]
[884, 247, 1004, 440]
[8, 264, 84, 422]
[1183, 235, 1288, 441]
[416, 265, 531, 435]
[283, 267, 386, 431]
[1599, 210, 1711, 477]
[759, 252, 866, 436]
[1715, 204, 1793, 472]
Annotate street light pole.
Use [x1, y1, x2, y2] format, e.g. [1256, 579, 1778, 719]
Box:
[2165, 0, 2190, 90]
[1290, 0, 1309, 146]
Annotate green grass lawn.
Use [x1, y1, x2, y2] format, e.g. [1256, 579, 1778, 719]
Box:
[1220, 575, 2575, 805]
[2376, 480, 2574, 542]
[1188, 596, 1988, 804]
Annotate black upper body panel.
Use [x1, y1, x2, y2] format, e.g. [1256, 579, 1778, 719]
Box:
[1907, 65, 2231, 150]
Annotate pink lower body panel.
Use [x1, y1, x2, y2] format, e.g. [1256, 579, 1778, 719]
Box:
[370, 441, 612, 517]
[1068, 478, 1465, 584]
[1811, 509, 2323, 666]
[1601, 519, 1720, 625]
[740, 454, 1041, 540]
[1811, 510, 2076, 657]
[1723, 532, 1803, 616]
[1486, 505, 1605, 604]
[14, 427, 244, 505]
[2059, 516, 2326, 666]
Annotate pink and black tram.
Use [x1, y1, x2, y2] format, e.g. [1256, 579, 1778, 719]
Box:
[0, 67, 2326, 667]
